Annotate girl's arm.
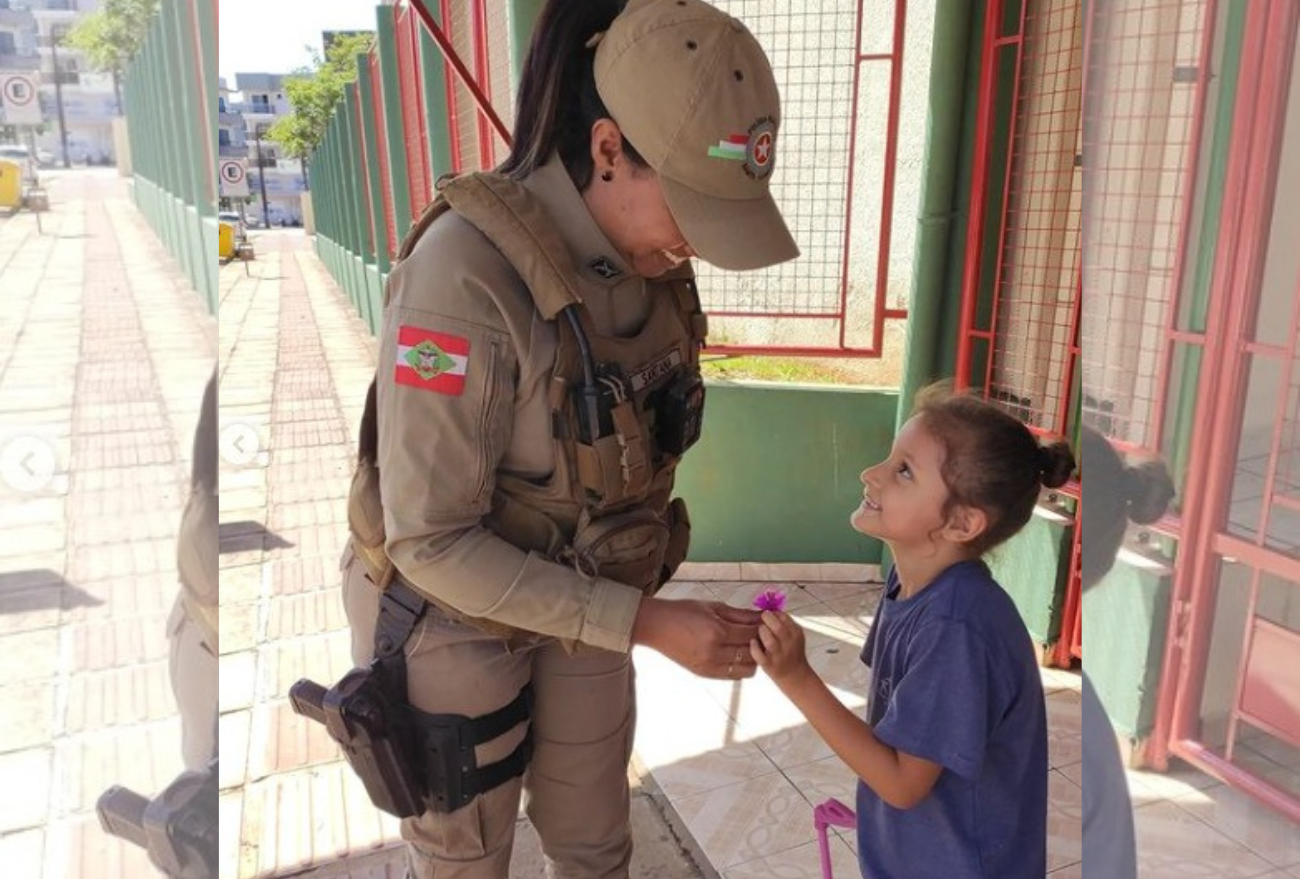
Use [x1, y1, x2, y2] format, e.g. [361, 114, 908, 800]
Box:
[752, 612, 943, 810]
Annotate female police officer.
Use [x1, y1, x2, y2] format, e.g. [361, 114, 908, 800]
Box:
[338, 0, 798, 875]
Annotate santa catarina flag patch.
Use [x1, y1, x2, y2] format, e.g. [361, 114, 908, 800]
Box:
[394, 326, 469, 395]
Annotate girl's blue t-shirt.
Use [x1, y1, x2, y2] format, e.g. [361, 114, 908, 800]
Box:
[856, 560, 1048, 879]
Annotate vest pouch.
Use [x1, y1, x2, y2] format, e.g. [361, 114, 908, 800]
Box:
[573, 399, 651, 511]
[348, 460, 392, 584]
[570, 508, 669, 595]
[660, 497, 691, 588]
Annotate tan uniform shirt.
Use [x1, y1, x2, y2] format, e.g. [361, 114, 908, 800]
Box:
[377, 159, 663, 653]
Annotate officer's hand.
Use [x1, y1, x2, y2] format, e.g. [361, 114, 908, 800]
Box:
[632, 598, 761, 680]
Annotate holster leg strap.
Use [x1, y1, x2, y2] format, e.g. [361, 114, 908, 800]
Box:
[416, 684, 535, 813]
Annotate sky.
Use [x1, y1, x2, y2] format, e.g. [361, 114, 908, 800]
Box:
[218, 0, 381, 87]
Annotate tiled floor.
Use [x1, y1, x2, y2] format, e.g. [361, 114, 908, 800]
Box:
[634, 577, 1085, 879]
[635, 572, 1300, 879]
[1127, 744, 1300, 879]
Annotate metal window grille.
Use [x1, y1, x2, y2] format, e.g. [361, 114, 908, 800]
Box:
[700, 0, 916, 357]
[959, 0, 1083, 440]
[1080, 0, 1214, 451]
[960, 0, 1087, 669]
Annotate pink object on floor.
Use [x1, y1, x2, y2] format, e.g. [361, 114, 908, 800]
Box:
[814, 798, 856, 879]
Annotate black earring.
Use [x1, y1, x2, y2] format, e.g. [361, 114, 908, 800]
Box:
[601, 170, 614, 182]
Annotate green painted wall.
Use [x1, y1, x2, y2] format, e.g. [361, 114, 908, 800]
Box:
[1084, 558, 1174, 737]
[676, 383, 895, 563]
[987, 505, 1074, 648]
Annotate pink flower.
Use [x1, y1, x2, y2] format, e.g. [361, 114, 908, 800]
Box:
[753, 589, 787, 613]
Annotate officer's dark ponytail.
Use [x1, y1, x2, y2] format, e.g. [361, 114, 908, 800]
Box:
[500, 0, 647, 188]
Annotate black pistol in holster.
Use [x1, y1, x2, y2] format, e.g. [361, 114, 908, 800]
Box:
[96, 759, 218, 879]
[290, 577, 535, 818]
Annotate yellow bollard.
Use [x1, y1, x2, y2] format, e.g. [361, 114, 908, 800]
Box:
[218, 221, 235, 260]
[0, 160, 23, 211]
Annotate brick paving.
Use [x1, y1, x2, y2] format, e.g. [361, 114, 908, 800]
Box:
[0, 168, 215, 879]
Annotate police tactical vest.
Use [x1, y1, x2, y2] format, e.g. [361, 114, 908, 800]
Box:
[347, 172, 708, 636]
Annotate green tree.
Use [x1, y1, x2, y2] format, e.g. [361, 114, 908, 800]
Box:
[63, 0, 161, 114]
[264, 33, 375, 177]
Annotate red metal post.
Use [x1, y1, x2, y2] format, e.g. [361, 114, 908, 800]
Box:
[871, 1, 907, 355]
[353, 83, 378, 259]
[437, 0, 464, 171]
[471, 0, 496, 168]
[371, 53, 398, 260]
[836, 0, 869, 351]
[396, 5, 430, 214]
[406, 0, 511, 152]
[835, 0, 907, 352]
[1152, 0, 1221, 453]
[1058, 263, 1082, 438]
[980, 0, 1029, 399]
[956, 0, 1005, 388]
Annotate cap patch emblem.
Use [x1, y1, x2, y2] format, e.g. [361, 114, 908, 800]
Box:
[744, 116, 776, 180]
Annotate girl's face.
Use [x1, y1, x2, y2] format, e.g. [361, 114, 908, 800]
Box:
[851, 416, 956, 552]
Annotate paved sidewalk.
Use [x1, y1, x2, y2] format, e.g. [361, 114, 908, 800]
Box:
[0, 169, 216, 879]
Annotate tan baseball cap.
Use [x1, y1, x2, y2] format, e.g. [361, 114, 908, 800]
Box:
[592, 0, 799, 271]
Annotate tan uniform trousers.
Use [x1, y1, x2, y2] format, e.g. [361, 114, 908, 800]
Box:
[340, 544, 637, 879]
[166, 595, 218, 772]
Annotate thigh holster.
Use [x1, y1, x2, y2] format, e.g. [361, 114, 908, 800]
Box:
[291, 579, 534, 817]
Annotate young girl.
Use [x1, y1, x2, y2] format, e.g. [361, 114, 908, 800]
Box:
[753, 387, 1075, 879]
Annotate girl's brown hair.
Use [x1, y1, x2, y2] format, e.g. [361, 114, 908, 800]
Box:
[912, 384, 1076, 556]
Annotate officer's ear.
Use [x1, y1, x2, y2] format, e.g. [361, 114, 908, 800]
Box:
[589, 118, 624, 178]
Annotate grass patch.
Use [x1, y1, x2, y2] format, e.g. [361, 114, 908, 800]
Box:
[701, 356, 856, 385]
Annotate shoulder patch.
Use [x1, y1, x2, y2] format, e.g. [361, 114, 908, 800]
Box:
[394, 325, 470, 395]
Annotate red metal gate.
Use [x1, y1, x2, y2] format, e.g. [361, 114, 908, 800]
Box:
[696, 0, 911, 357]
[957, 0, 1084, 667]
[1152, 0, 1300, 824]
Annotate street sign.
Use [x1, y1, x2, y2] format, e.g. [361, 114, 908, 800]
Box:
[219, 158, 249, 198]
[0, 72, 42, 126]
